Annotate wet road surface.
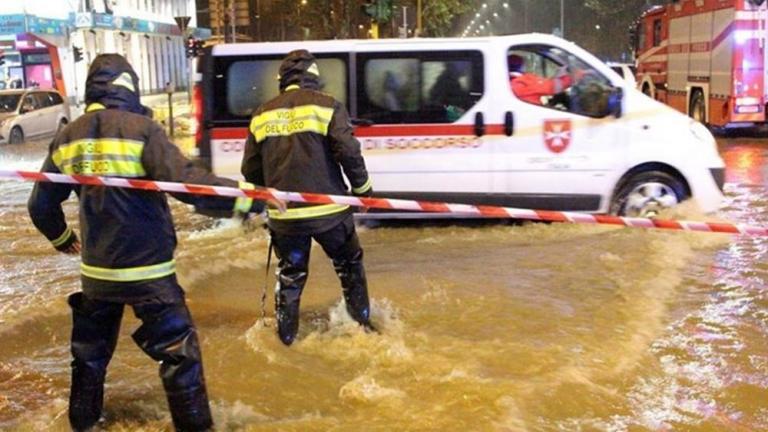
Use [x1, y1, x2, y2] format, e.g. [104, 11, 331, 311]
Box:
[0, 137, 767, 431]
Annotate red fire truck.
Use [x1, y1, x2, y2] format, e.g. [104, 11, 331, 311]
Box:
[635, 0, 767, 128]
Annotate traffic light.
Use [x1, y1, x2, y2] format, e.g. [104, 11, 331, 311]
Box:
[362, 0, 376, 18]
[73, 46, 83, 63]
[194, 39, 205, 57]
[361, 0, 391, 23]
[186, 36, 196, 58]
[0, 50, 5, 67]
[186, 37, 205, 58]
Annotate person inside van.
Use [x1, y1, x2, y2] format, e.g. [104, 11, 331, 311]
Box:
[428, 61, 472, 121]
[508, 54, 575, 106]
[382, 71, 403, 111]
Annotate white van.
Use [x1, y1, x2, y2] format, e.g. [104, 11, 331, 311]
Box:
[193, 34, 725, 217]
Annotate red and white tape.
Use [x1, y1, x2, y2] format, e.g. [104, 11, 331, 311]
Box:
[1, 169, 764, 236]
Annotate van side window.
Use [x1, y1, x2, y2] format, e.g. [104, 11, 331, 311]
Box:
[222, 57, 347, 119]
[358, 51, 483, 124]
[508, 44, 616, 119]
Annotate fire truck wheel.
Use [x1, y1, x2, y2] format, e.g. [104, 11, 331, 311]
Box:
[610, 170, 689, 218]
[690, 90, 706, 124]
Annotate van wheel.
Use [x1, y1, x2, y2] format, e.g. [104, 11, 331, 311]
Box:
[610, 171, 688, 217]
[9, 126, 23, 145]
[690, 90, 706, 123]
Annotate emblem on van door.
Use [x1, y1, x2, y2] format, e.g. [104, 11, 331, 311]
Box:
[543, 120, 572, 154]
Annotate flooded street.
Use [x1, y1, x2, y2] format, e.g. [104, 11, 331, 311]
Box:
[1, 137, 768, 431]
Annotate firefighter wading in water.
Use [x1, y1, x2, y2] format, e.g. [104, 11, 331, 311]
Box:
[242, 49, 376, 346]
[27, 54, 277, 432]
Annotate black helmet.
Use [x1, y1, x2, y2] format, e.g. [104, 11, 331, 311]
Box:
[278, 49, 321, 92]
[85, 53, 150, 116]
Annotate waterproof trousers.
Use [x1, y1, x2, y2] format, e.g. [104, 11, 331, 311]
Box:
[67, 283, 212, 432]
[271, 216, 373, 346]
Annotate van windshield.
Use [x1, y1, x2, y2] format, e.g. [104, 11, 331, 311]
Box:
[0, 94, 21, 113]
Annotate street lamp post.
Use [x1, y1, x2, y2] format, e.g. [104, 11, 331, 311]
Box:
[560, 0, 565, 38]
[255, 0, 261, 41]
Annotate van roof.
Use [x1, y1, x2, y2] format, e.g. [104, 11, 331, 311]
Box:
[212, 33, 576, 56]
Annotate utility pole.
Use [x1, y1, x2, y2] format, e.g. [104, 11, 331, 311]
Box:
[524, 0, 529, 32]
[402, 6, 407, 38]
[229, 0, 236, 43]
[560, 0, 565, 38]
[416, 0, 422, 36]
[173, 16, 191, 101]
[255, 0, 261, 41]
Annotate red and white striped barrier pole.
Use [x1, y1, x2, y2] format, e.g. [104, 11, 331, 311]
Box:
[1, 169, 764, 236]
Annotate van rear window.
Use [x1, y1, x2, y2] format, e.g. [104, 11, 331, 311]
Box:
[216, 56, 347, 121]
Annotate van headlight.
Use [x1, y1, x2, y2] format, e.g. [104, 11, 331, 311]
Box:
[690, 121, 713, 143]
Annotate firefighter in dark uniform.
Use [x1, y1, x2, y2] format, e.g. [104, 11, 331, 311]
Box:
[27, 54, 275, 432]
[241, 49, 375, 346]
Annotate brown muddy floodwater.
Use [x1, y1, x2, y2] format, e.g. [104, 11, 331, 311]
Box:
[1, 138, 767, 431]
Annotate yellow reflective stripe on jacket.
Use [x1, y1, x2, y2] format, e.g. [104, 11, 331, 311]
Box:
[250, 104, 334, 142]
[268, 203, 349, 221]
[85, 103, 106, 112]
[81, 260, 176, 282]
[52, 138, 146, 177]
[51, 227, 73, 247]
[352, 178, 372, 195]
[234, 181, 254, 213]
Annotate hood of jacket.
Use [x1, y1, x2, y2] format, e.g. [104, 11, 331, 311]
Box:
[84, 54, 151, 116]
[278, 49, 321, 92]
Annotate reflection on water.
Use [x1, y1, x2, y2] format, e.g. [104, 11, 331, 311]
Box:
[0, 139, 767, 430]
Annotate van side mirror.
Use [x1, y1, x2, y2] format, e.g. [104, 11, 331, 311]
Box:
[20, 103, 34, 114]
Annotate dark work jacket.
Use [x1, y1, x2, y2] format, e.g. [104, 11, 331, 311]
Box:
[241, 86, 372, 235]
[28, 106, 262, 302]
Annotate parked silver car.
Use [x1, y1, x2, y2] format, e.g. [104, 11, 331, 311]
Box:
[0, 89, 70, 145]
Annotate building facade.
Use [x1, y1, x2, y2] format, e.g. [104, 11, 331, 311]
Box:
[0, 0, 209, 105]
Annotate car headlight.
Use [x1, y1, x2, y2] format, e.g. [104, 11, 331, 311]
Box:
[690, 121, 713, 143]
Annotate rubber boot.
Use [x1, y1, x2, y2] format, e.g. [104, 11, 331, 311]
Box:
[334, 250, 376, 332]
[69, 364, 107, 432]
[132, 303, 213, 432]
[165, 386, 213, 432]
[275, 265, 308, 346]
[67, 293, 123, 432]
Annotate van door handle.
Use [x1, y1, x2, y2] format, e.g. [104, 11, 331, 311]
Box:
[504, 111, 514, 136]
[474, 112, 485, 137]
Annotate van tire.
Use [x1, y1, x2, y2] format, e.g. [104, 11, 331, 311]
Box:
[610, 170, 689, 217]
[9, 126, 23, 145]
[689, 90, 706, 124]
